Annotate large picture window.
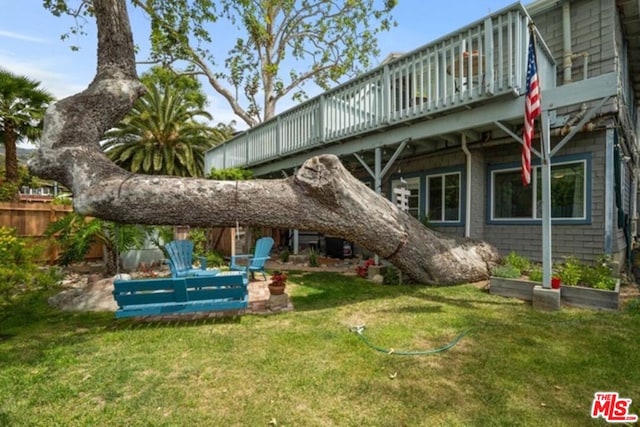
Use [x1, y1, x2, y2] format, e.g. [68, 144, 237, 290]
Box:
[491, 160, 587, 221]
[427, 172, 460, 222]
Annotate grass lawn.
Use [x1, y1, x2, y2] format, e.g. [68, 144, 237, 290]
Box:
[1, 271, 639, 426]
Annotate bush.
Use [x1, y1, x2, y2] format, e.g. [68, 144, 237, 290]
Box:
[558, 256, 582, 286]
[528, 267, 543, 283]
[504, 251, 531, 275]
[383, 266, 401, 285]
[308, 247, 318, 267]
[204, 251, 225, 268]
[279, 249, 290, 263]
[0, 227, 61, 308]
[491, 264, 521, 279]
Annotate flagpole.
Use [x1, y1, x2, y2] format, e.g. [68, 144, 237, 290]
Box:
[541, 110, 553, 289]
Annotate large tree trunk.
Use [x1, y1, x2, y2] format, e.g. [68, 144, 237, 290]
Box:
[28, 0, 500, 285]
[4, 121, 19, 183]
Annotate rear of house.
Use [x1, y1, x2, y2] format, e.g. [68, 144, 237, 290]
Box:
[205, 0, 640, 268]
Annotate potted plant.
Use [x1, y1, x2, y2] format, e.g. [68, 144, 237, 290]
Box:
[268, 271, 287, 295]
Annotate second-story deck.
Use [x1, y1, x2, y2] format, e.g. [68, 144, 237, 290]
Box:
[205, 2, 556, 176]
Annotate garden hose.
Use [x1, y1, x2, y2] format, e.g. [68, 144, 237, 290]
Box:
[349, 325, 470, 356]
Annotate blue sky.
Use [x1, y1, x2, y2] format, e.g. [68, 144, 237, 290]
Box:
[1, 0, 521, 130]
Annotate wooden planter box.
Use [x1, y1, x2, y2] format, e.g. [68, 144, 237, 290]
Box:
[489, 277, 620, 311]
[489, 277, 536, 301]
[561, 280, 620, 311]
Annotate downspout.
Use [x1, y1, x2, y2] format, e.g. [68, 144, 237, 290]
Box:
[462, 134, 472, 238]
[563, 1, 573, 84]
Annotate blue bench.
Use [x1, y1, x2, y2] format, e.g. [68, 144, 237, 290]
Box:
[112, 272, 248, 319]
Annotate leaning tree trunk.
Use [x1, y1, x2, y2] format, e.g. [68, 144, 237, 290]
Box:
[28, 0, 500, 285]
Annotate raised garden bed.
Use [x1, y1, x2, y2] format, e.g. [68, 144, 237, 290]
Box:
[489, 277, 620, 311]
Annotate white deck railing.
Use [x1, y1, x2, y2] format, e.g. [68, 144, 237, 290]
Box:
[206, 3, 555, 171]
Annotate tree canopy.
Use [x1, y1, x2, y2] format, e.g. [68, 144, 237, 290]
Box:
[44, 0, 397, 128]
[0, 69, 54, 183]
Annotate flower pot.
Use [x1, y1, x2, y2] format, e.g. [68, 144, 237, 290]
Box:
[268, 283, 286, 295]
[551, 277, 561, 289]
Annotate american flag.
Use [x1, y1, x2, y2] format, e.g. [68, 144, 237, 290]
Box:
[522, 28, 541, 186]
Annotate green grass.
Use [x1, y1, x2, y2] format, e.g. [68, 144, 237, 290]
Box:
[1, 272, 639, 426]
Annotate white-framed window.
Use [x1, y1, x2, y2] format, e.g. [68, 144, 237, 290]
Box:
[391, 177, 420, 219]
[491, 160, 587, 221]
[427, 172, 461, 222]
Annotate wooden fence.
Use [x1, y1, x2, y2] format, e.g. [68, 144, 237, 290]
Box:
[0, 202, 104, 264]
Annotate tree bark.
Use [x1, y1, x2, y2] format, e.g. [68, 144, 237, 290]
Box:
[28, 0, 500, 285]
[4, 121, 19, 183]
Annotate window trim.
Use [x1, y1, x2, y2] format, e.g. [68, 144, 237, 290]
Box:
[426, 171, 462, 224]
[487, 154, 592, 225]
[388, 166, 465, 227]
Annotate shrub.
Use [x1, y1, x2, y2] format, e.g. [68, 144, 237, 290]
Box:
[491, 264, 521, 279]
[204, 251, 225, 267]
[504, 251, 531, 275]
[308, 247, 318, 267]
[383, 266, 401, 285]
[558, 256, 582, 286]
[0, 227, 61, 308]
[279, 249, 290, 263]
[528, 267, 543, 283]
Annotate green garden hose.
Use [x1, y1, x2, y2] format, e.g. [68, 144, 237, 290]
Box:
[350, 325, 470, 356]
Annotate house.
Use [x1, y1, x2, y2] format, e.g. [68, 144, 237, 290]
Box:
[205, 0, 639, 268]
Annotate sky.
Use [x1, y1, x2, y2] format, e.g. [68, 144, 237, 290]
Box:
[1, 0, 523, 136]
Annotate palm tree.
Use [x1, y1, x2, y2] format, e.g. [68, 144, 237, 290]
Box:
[0, 69, 54, 182]
[102, 84, 230, 177]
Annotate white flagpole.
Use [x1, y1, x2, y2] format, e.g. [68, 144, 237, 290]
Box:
[541, 109, 553, 289]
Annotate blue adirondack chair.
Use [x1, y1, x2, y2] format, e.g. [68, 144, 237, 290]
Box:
[229, 237, 274, 280]
[165, 239, 218, 278]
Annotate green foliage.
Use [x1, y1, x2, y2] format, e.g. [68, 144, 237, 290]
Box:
[504, 251, 531, 275]
[140, 66, 208, 109]
[491, 264, 521, 279]
[0, 181, 18, 201]
[528, 267, 543, 283]
[188, 228, 207, 255]
[553, 255, 617, 290]
[0, 69, 54, 182]
[207, 167, 253, 180]
[51, 195, 73, 205]
[579, 255, 617, 290]
[0, 227, 61, 308]
[279, 248, 290, 263]
[307, 247, 318, 267]
[626, 297, 640, 314]
[102, 83, 229, 177]
[149, 226, 175, 255]
[132, 0, 397, 125]
[557, 256, 582, 286]
[383, 265, 400, 285]
[45, 212, 147, 274]
[45, 213, 104, 266]
[204, 250, 225, 268]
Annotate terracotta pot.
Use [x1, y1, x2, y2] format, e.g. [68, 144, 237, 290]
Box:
[268, 283, 286, 295]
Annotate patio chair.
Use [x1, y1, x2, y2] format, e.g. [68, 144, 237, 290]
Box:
[229, 237, 274, 281]
[165, 239, 218, 278]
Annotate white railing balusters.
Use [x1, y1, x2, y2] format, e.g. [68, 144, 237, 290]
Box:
[206, 4, 554, 171]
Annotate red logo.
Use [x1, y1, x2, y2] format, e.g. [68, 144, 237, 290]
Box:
[591, 392, 638, 423]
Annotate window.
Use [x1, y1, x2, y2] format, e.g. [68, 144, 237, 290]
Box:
[391, 177, 420, 219]
[491, 160, 586, 221]
[427, 172, 460, 222]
